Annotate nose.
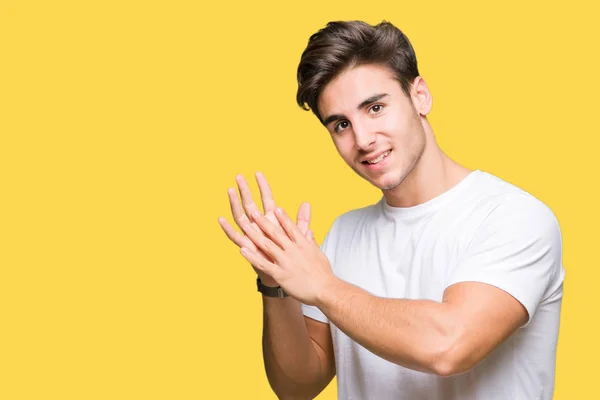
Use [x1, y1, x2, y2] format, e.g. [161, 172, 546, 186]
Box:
[353, 120, 376, 151]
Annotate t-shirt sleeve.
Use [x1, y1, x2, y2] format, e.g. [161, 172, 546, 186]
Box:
[446, 195, 563, 326]
[301, 221, 338, 324]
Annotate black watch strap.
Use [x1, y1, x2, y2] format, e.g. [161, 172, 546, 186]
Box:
[257, 277, 288, 298]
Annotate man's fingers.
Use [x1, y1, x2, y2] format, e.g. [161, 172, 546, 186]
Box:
[250, 211, 290, 250]
[240, 247, 278, 278]
[256, 172, 277, 214]
[219, 214, 275, 263]
[265, 211, 279, 225]
[276, 207, 305, 243]
[228, 187, 251, 229]
[218, 217, 257, 251]
[256, 173, 278, 225]
[242, 218, 285, 261]
[296, 202, 311, 235]
[228, 175, 309, 246]
[236, 174, 261, 221]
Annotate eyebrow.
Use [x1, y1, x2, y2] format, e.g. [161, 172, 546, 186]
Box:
[322, 93, 389, 127]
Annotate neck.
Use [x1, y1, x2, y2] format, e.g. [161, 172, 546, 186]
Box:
[383, 123, 472, 208]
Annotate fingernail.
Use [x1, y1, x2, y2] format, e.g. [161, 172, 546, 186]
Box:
[241, 248, 249, 255]
[243, 224, 250, 232]
[252, 211, 261, 219]
[276, 207, 283, 214]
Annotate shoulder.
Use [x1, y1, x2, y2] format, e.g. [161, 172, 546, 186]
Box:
[475, 172, 560, 235]
[450, 174, 565, 318]
[457, 173, 563, 265]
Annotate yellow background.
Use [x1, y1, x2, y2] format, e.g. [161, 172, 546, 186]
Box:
[1, 0, 598, 398]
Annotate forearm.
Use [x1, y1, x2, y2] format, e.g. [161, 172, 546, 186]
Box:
[317, 279, 461, 376]
[262, 296, 327, 398]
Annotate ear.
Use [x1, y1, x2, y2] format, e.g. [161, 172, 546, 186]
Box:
[410, 77, 432, 116]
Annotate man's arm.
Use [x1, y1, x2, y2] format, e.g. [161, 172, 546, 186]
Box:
[316, 279, 526, 376]
[218, 173, 335, 398]
[262, 297, 335, 399]
[242, 206, 534, 377]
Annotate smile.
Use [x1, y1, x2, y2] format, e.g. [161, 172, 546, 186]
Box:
[364, 150, 391, 165]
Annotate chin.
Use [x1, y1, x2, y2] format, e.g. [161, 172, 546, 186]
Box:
[350, 161, 410, 191]
[379, 179, 404, 191]
[380, 181, 403, 191]
[370, 171, 406, 191]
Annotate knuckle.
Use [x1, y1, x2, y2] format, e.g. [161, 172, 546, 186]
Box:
[263, 239, 277, 253]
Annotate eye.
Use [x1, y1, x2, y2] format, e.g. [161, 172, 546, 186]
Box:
[369, 104, 384, 114]
[334, 120, 350, 133]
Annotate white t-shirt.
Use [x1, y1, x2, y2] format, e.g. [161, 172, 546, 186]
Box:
[302, 170, 565, 400]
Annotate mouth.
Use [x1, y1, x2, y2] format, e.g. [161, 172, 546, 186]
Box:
[362, 150, 391, 165]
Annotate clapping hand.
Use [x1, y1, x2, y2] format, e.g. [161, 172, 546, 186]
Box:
[218, 172, 312, 287]
[238, 206, 336, 306]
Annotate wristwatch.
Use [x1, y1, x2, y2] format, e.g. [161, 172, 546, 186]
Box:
[257, 277, 288, 298]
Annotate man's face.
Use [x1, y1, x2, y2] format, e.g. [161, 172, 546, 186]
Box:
[317, 64, 427, 191]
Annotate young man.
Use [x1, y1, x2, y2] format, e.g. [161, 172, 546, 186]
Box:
[219, 20, 564, 400]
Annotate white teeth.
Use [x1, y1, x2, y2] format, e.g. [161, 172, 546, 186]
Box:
[367, 151, 390, 164]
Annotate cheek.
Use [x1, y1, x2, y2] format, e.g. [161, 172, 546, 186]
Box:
[382, 113, 410, 137]
[383, 112, 419, 146]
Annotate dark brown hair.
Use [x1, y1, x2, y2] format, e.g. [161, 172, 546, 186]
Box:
[296, 20, 420, 123]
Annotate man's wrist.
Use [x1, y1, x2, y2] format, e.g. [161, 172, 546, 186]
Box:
[257, 277, 288, 298]
[257, 275, 278, 288]
[315, 276, 346, 309]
